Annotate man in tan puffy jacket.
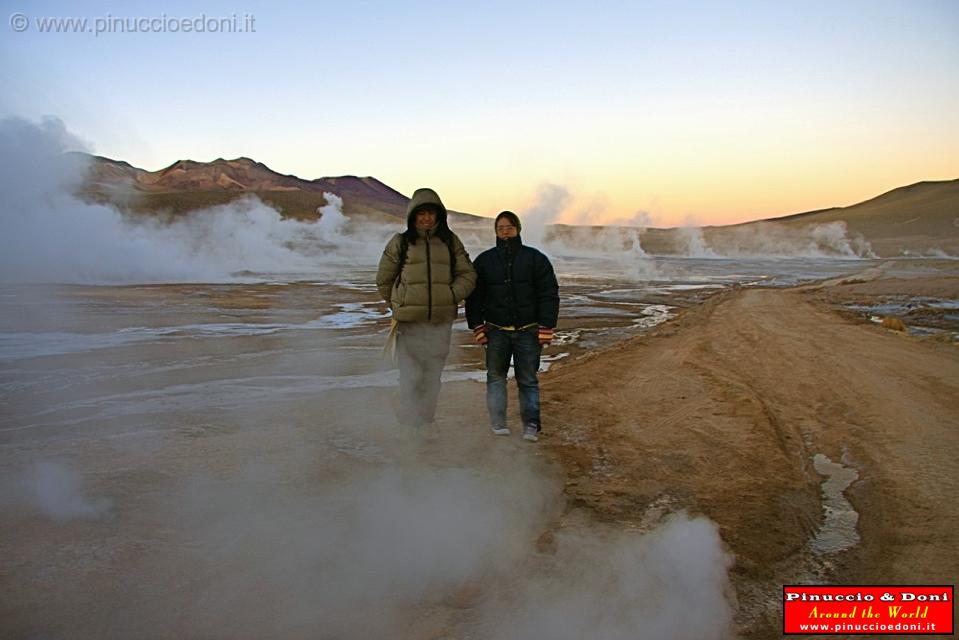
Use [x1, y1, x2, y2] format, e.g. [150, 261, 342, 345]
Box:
[376, 188, 476, 429]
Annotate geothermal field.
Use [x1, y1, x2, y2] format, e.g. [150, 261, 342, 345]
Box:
[2, 121, 958, 639]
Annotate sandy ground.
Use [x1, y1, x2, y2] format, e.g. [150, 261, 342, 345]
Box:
[536, 274, 959, 638]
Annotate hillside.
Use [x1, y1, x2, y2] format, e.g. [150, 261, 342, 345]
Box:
[78, 153, 958, 256]
[734, 179, 959, 255]
[79, 154, 439, 224]
[587, 179, 959, 257]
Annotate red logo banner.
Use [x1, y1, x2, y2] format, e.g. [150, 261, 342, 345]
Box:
[783, 585, 954, 635]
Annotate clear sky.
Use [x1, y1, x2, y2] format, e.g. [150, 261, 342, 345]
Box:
[2, 0, 957, 226]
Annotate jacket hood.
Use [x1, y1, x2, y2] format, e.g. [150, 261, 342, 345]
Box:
[405, 187, 452, 240]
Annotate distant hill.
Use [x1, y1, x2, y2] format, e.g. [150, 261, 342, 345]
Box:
[78, 154, 480, 225]
[729, 179, 959, 256]
[79, 153, 958, 256]
[587, 179, 959, 257]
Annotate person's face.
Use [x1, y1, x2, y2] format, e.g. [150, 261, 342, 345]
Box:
[495, 218, 518, 239]
[415, 209, 437, 230]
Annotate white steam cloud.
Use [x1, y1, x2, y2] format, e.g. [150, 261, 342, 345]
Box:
[106, 463, 734, 638]
[490, 513, 734, 640]
[162, 463, 558, 637]
[677, 226, 720, 258]
[513, 182, 660, 280]
[0, 116, 393, 284]
[10, 461, 112, 522]
[547, 225, 660, 280]
[675, 221, 876, 259]
[512, 181, 874, 262]
[521, 183, 572, 247]
[611, 209, 655, 228]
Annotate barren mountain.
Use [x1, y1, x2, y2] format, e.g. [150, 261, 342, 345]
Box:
[79, 154, 473, 224]
[79, 153, 958, 256]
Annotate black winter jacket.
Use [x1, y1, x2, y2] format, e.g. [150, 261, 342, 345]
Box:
[465, 236, 559, 329]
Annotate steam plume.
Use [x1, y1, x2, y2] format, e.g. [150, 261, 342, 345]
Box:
[0, 116, 394, 284]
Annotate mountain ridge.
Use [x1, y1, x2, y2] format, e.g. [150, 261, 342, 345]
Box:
[80, 153, 466, 222]
[78, 153, 958, 255]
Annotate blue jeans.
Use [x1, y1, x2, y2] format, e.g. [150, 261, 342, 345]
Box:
[485, 327, 542, 431]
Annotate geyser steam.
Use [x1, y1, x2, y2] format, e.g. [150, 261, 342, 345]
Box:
[0, 115, 391, 284]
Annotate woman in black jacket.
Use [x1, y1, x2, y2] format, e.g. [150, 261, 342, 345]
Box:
[465, 211, 559, 442]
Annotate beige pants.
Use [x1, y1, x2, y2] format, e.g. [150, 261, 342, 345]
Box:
[395, 322, 452, 426]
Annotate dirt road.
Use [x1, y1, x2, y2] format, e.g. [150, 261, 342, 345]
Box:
[541, 284, 959, 637]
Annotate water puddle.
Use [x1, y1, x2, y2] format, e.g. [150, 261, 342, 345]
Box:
[632, 304, 673, 329]
[307, 302, 389, 328]
[845, 296, 959, 340]
[810, 453, 861, 554]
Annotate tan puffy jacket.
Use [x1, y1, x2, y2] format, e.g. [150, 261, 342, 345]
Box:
[376, 188, 476, 323]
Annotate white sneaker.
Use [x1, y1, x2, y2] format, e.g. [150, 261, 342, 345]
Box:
[522, 426, 539, 442]
[491, 426, 511, 436]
